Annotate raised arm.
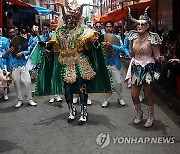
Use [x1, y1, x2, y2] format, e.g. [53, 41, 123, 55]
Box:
[151, 44, 164, 62]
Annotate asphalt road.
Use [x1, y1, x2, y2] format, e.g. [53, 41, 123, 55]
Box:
[0, 65, 180, 154]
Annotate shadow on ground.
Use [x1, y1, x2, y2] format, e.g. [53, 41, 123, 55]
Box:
[129, 119, 169, 135]
[34, 112, 117, 130]
[0, 140, 26, 153]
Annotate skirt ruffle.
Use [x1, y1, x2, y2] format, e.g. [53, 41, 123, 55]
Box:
[131, 63, 161, 85]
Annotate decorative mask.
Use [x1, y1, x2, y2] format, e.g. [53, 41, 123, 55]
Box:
[46, 0, 98, 27]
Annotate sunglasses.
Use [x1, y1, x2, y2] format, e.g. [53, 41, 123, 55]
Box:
[96, 26, 101, 28]
[137, 23, 147, 27]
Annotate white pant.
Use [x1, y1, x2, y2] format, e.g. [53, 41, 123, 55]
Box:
[0, 71, 7, 96]
[107, 65, 123, 99]
[11, 66, 33, 102]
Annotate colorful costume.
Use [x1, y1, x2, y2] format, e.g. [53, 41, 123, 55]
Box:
[35, 1, 112, 124]
[126, 7, 163, 128]
[125, 30, 162, 85]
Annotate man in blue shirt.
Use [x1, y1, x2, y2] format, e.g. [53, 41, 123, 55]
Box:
[4, 27, 37, 108]
[102, 21, 130, 107]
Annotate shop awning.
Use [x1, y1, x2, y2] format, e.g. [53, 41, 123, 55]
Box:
[93, 15, 101, 23]
[5, 0, 60, 15]
[5, 0, 31, 8]
[128, 0, 155, 9]
[100, 8, 128, 22]
[30, 4, 60, 16]
[99, 0, 155, 22]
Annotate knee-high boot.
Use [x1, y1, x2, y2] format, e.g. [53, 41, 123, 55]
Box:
[78, 104, 88, 125]
[144, 105, 154, 128]
[67, 103, 76, 123]
[134, 103, 143, 124]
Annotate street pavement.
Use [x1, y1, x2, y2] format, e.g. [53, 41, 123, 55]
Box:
[0, 65, 180, 154]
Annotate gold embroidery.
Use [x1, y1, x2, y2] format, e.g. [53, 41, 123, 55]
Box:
[64, 64, 76, 84]
[52, 26, 98, 83]
[78, 56, 96, 80]
[59, 51, 80, 65]
[80, 84, 87, 94]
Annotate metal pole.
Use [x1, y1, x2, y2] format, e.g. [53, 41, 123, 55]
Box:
[122, 2, 124, 43]
[133, 0, 135, 17]
[0, 0, 4, 34]
[111, 0, 113, 11]
[155, 0, 158, 31]
[100, 0, 103, 16]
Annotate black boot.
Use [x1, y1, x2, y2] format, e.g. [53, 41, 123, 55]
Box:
[68, 104, 76, 123]
[78, 105, 88, 125]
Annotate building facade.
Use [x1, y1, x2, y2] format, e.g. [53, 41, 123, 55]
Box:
[96, 0, 179, 35]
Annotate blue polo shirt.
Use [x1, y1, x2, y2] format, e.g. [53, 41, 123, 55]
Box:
[105, 34, 130, 69]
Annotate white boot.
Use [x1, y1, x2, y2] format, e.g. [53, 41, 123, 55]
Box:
[49, 97, 55, 103]
[68, 104, 76, 123]
[78, 105, 88, 125]
[134, 103, 143, 124]
[117, 98, 125, 106]
[87, 98, 92, 105]
[28, 100, 37, 106]
[102, 99, 109, 108]
[4, 95, 8, 101]
[144, 106, 154, 128]
[55, 96, 62, 102]
[73, 97, 79, 104]
[15, 100, 23, 108]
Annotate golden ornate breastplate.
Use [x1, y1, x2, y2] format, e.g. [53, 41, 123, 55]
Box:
[55, 26, 84, 65]
[134, 41, 148, 59]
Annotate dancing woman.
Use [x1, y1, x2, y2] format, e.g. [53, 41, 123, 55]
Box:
[125, 7, 164, 128]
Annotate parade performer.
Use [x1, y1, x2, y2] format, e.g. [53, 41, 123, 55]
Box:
[40, 23, 63, 103]
[4, 27, 37, 108]
[73, 21, 104, 105]
[125, 7, 164, 127]
[26, 24, 64, 104]
[37, 0, 112, 125]
[101, 21, 130, 107]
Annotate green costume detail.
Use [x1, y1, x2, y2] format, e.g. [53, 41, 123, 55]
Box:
[35, 26, 113, 95]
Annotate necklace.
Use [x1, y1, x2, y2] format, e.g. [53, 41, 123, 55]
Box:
[138, 36, 146, 42]
[138, 33, 149, 42]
